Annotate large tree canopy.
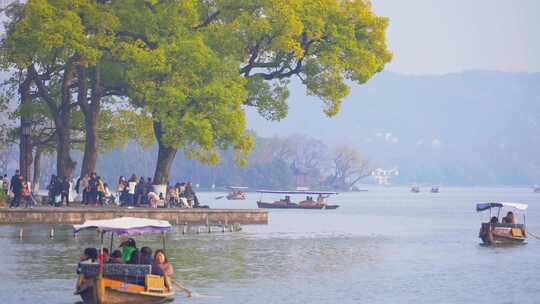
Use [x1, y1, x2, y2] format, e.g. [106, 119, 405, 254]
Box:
[109, 0, 391, 184]
[1, 0, 391, 184]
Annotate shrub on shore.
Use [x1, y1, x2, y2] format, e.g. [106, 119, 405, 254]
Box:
[0, 191, 6, 207]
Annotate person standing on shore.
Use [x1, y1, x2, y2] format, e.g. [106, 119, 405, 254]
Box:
[80, 174, 89, 205]
[61, 176, 70, 207]
[116, 176, 126, 205]
[88, 173, 99, 206]
[135, 177, 145, 206]
[184, 181, 199, 208]
[97, 177, 105, 206]
[103, 183, 114, 205]
[22, 180, 32, 208]
[144, 177, 153, 205]
[127, 175, 137, 207]
[10, 170, 22, 208]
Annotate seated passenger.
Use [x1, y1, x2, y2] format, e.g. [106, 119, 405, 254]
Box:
[80, 247, 98, 264]
[109, 250, 124, 264]
[139, 247, 153, 265]
[128, 248, 140, 265]
[75, 247, 99, 295]
[120, 238, 138, 263]
[489, 216, 498, 224]
[152, 249, 173, 277]
[502, 211, 517, 224]
[102, 248, 110, 263]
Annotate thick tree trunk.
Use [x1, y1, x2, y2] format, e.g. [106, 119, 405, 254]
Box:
[29, 63, 76, 179]
[80, 112, 99, 176]
[79, 64, 102, 178]
[19, 74, 33, 182]
[56, 66, 76, 179]
[19, 136, 33, 182]
[19, 131, 32, 182]
[56, 124, 75, 179]
[32, 148, 42, 193]
[152, 122, 177, 185]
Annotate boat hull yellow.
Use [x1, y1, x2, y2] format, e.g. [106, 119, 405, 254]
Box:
[78, 276, 175, 304]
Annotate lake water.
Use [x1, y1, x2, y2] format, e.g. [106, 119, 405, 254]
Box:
[1, 187, 539, 304]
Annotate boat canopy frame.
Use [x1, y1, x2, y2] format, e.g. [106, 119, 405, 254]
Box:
[228, 186, 249, 190]
[256, 190, 339, 195]
[73, 217, 172, 236]
[476, 202, 528, 227]
[476, 202, 528, 212]
[74, 217, 172, 275]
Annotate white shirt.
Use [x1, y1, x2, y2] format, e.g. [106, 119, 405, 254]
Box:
[128, 182, 136, 194]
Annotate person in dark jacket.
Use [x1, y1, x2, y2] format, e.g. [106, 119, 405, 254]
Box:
[139, 247, 153, 265]
[46, 175, 57, 206]
[109, 250, 124, 264]
[183, 181, 200, 208]
[134, 177, 145, 206]
[61, 176, 70, 206]
[9, 170, 22, 208]
[87, 172, 99, 206]
[51, 176, 64, 207]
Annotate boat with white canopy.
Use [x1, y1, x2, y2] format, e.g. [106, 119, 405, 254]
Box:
[256, 190, 339, 209]
[73, 217, 175, 304]
[476, 202, 528, 245]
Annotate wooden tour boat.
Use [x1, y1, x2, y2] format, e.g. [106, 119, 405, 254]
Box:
[256, 190, 339, 210]
[73, 217, 176, 304]
[476, 202, 528, 246]
[226, 186, 248, 200]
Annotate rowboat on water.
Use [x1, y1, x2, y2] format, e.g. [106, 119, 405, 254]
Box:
[411, 186, 420, 193]
[256, 190, 339, 210]
[226, 186, 248, 200]
[430, 186, 440, 193]
[73, 217, 175, 304]
[476, 202, 528, 246]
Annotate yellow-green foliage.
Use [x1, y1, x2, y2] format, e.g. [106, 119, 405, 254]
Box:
[0, 191, 6, 207]
[2, 0, 391, 167]
[4, 0, 118, 68]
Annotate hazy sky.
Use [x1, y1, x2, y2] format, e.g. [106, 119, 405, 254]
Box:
[371, 0, 540, 74]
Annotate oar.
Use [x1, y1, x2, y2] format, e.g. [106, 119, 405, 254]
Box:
[214, 195, 225, 200]
[172, 280, 192, 298]
[172, 280, 222, 299]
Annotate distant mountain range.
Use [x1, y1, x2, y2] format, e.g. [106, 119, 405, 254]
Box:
[246, 71, 540, 185]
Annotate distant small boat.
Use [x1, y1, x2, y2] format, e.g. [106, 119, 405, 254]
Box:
[430, 186, 440, 193]
[533, 186, 540, 193]
[256, 190, 339, 210]
[476, 202, 528, 246]
[411, 186, 420, 193]
[226, 186, 248, 200]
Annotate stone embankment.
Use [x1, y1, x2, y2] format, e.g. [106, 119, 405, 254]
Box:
[0, 207, 268, 225]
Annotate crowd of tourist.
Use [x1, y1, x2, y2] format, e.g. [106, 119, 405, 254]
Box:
[2, 170, 35, 208]
[2, 169, 203, 209]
